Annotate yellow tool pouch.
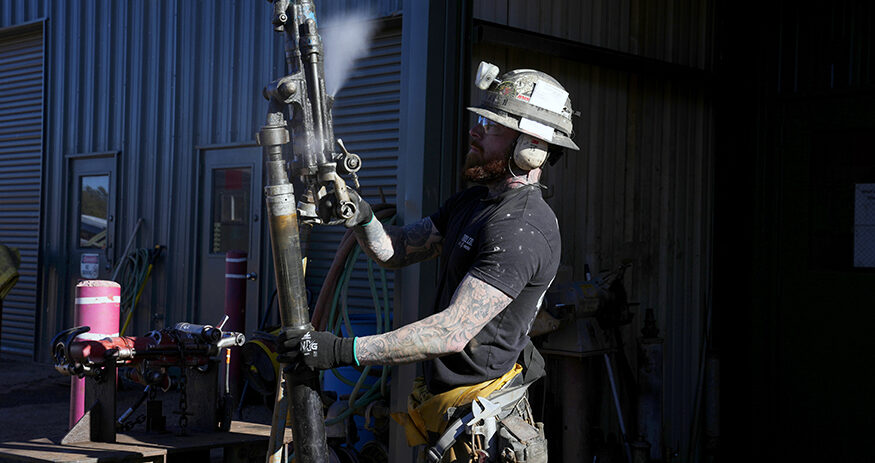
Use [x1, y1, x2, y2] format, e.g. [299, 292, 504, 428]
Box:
[391, 364, 523, 447]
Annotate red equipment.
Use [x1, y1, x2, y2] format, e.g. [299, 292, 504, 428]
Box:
[52, 323, 245, 383]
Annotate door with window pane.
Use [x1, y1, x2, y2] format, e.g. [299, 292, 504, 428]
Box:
[65, 155, 118, 333]
[68, 156, 117, 284]
[198, 147, 262, 330]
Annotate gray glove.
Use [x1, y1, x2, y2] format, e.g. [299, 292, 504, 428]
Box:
[344, 188, 373, 228]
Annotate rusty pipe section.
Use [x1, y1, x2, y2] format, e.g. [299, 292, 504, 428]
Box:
[257, 108, 309, 328]
[257, 107, 329, 463]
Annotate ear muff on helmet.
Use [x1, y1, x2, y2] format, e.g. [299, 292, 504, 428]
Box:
[513, 133, 549, 170]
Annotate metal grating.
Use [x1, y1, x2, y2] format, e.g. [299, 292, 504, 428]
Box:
[0, 24, 43, 357]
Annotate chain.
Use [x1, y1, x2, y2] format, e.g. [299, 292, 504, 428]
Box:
[169, 329, 191, 435]
[177, 374, 189, 432]
[120, 414, 147, 432]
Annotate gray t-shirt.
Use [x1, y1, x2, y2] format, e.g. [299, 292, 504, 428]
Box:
[425, 184, 560, 393]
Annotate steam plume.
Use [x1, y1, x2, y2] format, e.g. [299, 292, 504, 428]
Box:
[322, 11, 377, 96]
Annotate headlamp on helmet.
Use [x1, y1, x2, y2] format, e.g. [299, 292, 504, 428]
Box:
[475, 62, 501, 90]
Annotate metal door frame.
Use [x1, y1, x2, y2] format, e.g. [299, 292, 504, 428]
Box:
[60, 150, 120, 330]
[192, 142, 265, 328]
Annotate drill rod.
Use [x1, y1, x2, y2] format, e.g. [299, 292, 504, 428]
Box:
[260, 107, 329, 463]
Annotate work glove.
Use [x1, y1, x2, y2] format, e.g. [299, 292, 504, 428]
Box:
[343, 188, 373, 229]
[276, 330, 356, 370]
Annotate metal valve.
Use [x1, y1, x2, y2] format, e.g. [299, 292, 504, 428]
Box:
[336, 138, 361, 189]
[337, 200, 356, 220]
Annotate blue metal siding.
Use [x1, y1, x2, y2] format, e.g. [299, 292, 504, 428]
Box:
[316, 0, 402, 18]
[0, 0, 404, 358]
[304, 26, 402, 316]
[34, 0, 293, 340]
[0, 22, 44, 356]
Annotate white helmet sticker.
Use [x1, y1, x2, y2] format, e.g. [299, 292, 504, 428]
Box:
[519, 117, 554, 142]
[529, 80, 568, 114]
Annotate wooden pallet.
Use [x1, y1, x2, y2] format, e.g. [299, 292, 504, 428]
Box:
[0, 421, 292, 463]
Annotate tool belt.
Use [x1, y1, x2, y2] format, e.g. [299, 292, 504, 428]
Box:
[393, 343, 549, 462]
[391, 364, 524, 447]
[423, 377, 548, 463]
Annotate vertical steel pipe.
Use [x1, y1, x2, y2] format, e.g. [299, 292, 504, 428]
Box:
[259, 107, 328, 463]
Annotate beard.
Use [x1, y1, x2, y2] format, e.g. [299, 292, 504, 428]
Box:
[463, 152, 508, 184]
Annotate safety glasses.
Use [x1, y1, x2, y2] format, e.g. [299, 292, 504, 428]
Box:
[475, 115, 503, 135]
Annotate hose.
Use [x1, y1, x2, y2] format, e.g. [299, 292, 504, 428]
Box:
[117, 246, 164, 335]
[309, 204, 397, 425]
[311, 204, 396, 330]
[117, 249, 149, 335]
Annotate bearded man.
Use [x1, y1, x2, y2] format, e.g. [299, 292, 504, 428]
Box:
[279, 63, 580, 462]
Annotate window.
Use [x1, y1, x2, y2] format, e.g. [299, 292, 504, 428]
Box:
[79, 174, 109, 248]
[211, 167, 251, 254]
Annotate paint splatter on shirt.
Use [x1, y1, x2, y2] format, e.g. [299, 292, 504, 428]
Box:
[426, 184, 560, 393]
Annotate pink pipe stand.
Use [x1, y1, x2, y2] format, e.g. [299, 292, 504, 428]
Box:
[69, 280, 120, 429]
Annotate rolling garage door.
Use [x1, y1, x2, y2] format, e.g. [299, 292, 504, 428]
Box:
[304, 21, 401, 324]
[0, 24, 44, 357]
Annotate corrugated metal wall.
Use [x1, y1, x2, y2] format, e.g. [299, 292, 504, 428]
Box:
[0, 0, 403, 360]
[305, 24, 401, 319]
[716, 2, 875, 460]
[42, 0, 289, 355]
[474, 0, 714, 70]
[316, 0, 401, 17]
[472, 0, 715, 458]
[775, 1, 874, 94]
[0, 22, 43, 356]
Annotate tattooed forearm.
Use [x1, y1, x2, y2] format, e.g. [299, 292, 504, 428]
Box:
[352, 216, 443, 269]
[355, 275, 512, 365]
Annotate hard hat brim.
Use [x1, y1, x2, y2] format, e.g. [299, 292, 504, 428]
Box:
[467, 106, 580, 151]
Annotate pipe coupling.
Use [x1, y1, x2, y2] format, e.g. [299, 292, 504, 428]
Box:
[265, 184, 296, 216]
[257, 126, 290, 147]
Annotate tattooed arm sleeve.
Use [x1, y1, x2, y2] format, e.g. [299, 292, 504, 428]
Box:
[354, 274, 512, 365]
[352, 216, 443, 269]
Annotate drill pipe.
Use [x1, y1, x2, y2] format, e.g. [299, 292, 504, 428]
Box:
[259, 107, 328, 463]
